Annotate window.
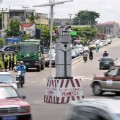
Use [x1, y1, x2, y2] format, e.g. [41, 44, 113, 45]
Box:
[107, 68, 118, 76]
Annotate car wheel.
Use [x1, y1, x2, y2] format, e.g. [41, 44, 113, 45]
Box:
[99, 66, 102, 69]
[92, 83, 103, 96]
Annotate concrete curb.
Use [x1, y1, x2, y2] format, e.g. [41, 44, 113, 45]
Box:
[72, 56, 82, 66]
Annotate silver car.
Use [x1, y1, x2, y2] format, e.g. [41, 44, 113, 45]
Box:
[0, 72, 17, 89]
[66, 99, 120, 120]
[91, 66, 120, 96]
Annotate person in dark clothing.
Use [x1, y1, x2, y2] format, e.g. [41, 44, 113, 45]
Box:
[8, 54, 12, 70]
[11, 53, 15, 70]
[4, 54, 8, 72]
[89, 49, 93, 60]
[103, 51, 109, 57]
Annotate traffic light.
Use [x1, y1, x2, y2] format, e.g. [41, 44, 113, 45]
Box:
[35, 28, 41, 39]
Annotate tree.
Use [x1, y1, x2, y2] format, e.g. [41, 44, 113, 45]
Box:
[73, 10, 100, 27]
[72, 26, 98, 41]
[28, 12, 35, 23]
[7, 20, 20, 36]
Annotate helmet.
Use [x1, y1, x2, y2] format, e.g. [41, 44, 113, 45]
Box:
[20, 61, 23, 65]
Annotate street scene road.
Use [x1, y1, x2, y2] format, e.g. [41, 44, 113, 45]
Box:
[9, 38, 120, 120]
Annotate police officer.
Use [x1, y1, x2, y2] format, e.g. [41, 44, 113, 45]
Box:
[4, 54, 8, 72]
[8, 54, 12, 70]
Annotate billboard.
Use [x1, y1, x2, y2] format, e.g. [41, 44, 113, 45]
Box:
[19, 23, 35, 36]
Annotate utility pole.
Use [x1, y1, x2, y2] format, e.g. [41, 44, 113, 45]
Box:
[68, 14, 72, 26]
[0, 8, 7, 30]
[22, 5, 29, 23]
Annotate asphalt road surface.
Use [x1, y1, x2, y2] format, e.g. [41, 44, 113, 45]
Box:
[10, 38, 120, 120]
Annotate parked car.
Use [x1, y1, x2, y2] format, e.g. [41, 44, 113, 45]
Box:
[75, 45, 83, 54]
[66, 99, 120, 120]
[45, 52, 55, 67]
[74, 48, 80, 56]
[0, 72, 17, 89]
[0, 83, 32, 120]
[71, 49, 77, 59]
[0, 45, 15, 54]
[98, 57, 117, 69]
[91, 66, 120, 96]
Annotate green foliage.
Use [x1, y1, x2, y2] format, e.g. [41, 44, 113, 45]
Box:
[36, 25, 57, 46]
[74, 10, 100, 26]
[28, 12, 35, 23]
[0, 58, 4, 69]
[0, 38, 5, 46]
[72, 26, 98, 40]
[21, 34, 31, 40]
[7, 20, 20, 36]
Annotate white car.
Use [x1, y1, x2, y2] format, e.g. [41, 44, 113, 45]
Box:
[100, 40, 108, 46]
[66, 99, 120, 120]
[107, 38, 112, 44]
[98, 41, 104, 48]
[0, 72, 17, 89]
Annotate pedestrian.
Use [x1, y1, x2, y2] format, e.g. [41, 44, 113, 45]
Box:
[4, 54, 8, 72]
[96, 45, 99, 53]
[11, 53, 15, 70]
[8, 54, 12, 70]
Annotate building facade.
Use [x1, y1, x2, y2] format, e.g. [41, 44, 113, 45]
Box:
[96, 21, 119, 37]
[2, 9, 49, 30]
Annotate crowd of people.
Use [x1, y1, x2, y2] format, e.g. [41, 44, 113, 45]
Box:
[2, 53, 15, 72]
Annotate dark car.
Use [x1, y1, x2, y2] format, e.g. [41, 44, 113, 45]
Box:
[91, 66, 120, 96]
[99, 57, 116, 69]
[0, 45, 15, 54]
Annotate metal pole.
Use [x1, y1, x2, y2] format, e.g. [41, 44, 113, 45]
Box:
[68, 14, 72, 26]
[49, 5, 54, 78]
[22, 6, 28, 23]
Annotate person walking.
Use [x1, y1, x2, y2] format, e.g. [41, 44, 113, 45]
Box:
[4, 54, 8, 72]
[8, 54, 12, 70]
[96, 45, 99, 53]
[11, 53, 15, 70]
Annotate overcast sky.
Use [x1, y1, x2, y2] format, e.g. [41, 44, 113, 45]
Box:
[1, 0, 120, 23]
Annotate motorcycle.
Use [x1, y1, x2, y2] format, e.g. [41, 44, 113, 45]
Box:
[83, 56, 87, 62]
[16, 71, 25, 88]
[89, 56, 93, 60]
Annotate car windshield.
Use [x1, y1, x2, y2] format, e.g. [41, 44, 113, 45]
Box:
[0, 86, 19, 99]
[101, 58, 112, 61]
[0, 74, 14, 83]
[19, 44, 39, 52]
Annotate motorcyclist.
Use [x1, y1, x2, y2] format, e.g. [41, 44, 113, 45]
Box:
[89, 49, 93, 60]
[103, 51, 109, 57]
[16, 61, 26, 84]
[83, 51, 88, 62]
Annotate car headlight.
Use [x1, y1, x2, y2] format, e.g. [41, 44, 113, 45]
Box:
[20, 106, 31, 113]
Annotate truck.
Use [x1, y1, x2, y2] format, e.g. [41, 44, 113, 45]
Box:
[16, 39, 45, 71]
